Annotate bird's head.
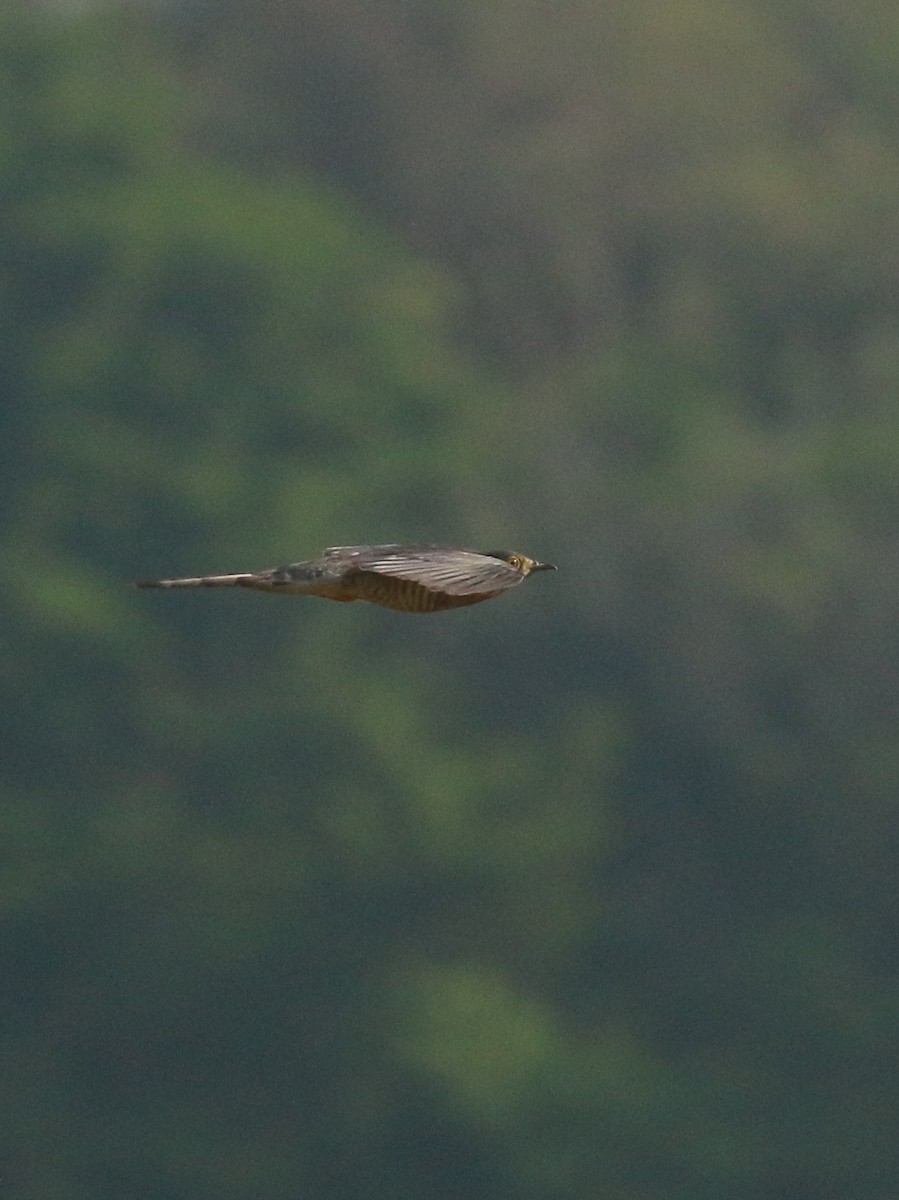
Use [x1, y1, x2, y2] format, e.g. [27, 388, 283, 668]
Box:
[484, 550, 557, 576]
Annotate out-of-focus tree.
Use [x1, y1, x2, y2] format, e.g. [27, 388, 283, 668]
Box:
[176, 0, 899, 382]
[169, 3, 899, 1197]
[1, 7, 618, 1200]
[5, 2, 899, 1199]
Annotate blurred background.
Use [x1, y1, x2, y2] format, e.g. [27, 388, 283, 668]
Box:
[4, 1, 899, 1196]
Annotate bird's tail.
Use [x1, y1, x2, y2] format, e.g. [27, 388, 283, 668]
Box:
[136, 573, 259, 589]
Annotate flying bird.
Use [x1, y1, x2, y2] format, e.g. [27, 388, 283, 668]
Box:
[137, 544, 556, 612]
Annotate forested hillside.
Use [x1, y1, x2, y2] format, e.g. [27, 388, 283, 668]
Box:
[4, 2, 899, 1198]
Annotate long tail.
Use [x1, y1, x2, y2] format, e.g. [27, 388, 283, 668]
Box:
[136, 573, 259, 589]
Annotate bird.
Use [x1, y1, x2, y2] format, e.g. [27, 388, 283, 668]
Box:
[136, 544, 557, 613]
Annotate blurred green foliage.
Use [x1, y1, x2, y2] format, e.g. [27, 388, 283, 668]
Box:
[3, 2, 899, 1198]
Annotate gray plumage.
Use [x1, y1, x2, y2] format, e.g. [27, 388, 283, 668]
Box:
[137, 543, 556, 612]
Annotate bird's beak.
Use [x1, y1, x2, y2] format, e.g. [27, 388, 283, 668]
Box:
[531, 561, 557, 572]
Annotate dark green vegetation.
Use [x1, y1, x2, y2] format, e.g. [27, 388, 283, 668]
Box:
[4, 2, 899, 1197]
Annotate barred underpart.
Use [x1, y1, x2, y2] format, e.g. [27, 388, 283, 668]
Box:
[357, 574, 494, 612]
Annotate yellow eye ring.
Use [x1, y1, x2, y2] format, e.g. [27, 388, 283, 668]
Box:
[507, 555, 521, 569]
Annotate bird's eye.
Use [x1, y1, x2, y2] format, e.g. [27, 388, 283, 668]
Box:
[507, 555, 521, 568]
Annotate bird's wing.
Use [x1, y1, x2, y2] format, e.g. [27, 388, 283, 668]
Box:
[347, 547, 522, 596]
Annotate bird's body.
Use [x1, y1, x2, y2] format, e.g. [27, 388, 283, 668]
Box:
[137, 544, 556, 612]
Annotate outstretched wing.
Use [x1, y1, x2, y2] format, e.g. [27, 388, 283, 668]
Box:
[346, 546, 523, 597]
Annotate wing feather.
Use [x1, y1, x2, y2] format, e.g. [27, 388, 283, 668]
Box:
[346, 547, 522, 596]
